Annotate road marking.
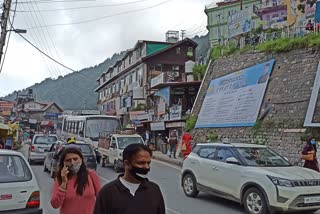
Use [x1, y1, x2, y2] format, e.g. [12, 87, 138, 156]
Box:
[98, 176, 109, 182]
[152, 159, 182, 171]
[166, 208, 182, 214]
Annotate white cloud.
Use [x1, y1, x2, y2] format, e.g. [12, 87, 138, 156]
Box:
[0, 0, 215, 96]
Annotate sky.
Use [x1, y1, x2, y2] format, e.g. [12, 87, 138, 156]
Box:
[0, 0, 215, 96]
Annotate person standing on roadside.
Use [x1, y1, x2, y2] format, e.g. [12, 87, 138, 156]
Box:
[181, 131, 192, 159]
[50, 147, 101, 214]
[168, 130, 178, 159]
[301, 137, 319, 172]
[94, 143, 165, 214]
[4, 136, 13, 150]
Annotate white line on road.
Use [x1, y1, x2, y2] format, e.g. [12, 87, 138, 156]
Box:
[152, 159, 182, 171]
[98, 175, 109, 182]
[166, 208, 182, 214]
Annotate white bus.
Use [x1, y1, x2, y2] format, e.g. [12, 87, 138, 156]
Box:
[60, 115, 121, 148]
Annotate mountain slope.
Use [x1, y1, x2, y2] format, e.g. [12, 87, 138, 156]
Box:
[2, 34, 209, 110]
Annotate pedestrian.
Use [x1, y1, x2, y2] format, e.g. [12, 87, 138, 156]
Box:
[168, 130, 178, 159]
[181, 131, 192, 159]
[0, 138, 3, 149]
[94, 143, 165, 214]
[144, 130, 150, 146]
[301, 137, 319, 172]
[305, 20, 314, 32]
[50, 147, 101, 214]
[4, 136, 13, 150]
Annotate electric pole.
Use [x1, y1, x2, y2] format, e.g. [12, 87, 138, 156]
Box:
[0, 0, 13, 69]
[181, 30, 186, 40]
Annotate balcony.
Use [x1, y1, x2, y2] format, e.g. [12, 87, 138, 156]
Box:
[150, 72, 184, 89]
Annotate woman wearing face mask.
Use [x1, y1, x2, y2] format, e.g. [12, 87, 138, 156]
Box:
[301, 137, 319, 172]
[50, 147, 101, 214]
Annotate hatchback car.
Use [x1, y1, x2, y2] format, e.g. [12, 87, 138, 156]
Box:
[0, 150, 42, 214]
[44, 142, 97, 178]
[27, 134, 58, 164]
[181, 143, 320, 214]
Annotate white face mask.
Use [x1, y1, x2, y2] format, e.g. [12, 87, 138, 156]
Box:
[68, 162, 82, 174]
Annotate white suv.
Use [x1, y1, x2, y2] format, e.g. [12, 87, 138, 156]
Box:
[181, 143, 320, 214]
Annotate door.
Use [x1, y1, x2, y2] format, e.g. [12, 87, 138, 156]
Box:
[46, 143, 58, 170]
[211, 147, 244, 198]
[108, 137, 117, 164]
[195, 146, 217, 189]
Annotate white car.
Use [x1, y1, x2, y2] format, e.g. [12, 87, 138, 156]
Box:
[27, 134, 58, 164]
[181, 143, 320, 214]
[0, 149, 42, 214]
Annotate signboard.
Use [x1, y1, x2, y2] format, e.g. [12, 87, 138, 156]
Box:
[169, 105, 182, 120]
[227, 8, 252, 38]
[133, 81, 144, 99]
[151, 73, 164, 88]
[150, 122, 165, 131]
[157, 102, 166, 116]
[45, 112, 62, 118]
[130, 111, 146, 120]
[29, 119, 37, 124]
[166, 121, 185, 128]
[154, 87, 170, 105]
[316, 1, 320, 23]
[196, 59, 275, 128]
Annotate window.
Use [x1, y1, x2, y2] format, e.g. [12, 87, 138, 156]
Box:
[112, 84, 116, 93]
[215, 148, 236, 162]
[129, 74, 133, 84]
[132, 71, 136, 83]
[116, 82, 119, 92]
[0, 155, 32, 183]
[197, 146, 216, 159]
[34, 136, 57, 144]
[129, 54, 132, 64]
[176, 47, 181, 55]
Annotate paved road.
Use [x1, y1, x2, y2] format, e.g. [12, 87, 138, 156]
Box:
[30, 160, 320, 214]
[31, 160, 246, 214]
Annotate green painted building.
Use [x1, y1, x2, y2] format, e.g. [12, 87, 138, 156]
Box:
[205, 0, 262, 46]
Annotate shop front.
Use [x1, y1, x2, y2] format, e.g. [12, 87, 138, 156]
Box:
[150, 121, 168, 151]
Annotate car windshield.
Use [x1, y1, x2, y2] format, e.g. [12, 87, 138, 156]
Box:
[34, 136, 57, 144]
[0, 155, 32, 183]
[63, 144, 93, 155]
[86, 118, 120, 140]
[117, 137, 144, 149]
[236, 147, 291, 167]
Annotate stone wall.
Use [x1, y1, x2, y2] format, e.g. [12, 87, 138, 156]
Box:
[191, 48, 320, 164]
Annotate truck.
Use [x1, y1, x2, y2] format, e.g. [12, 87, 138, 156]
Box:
[98, 131, 145, 172]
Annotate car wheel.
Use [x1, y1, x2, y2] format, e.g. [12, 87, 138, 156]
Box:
[50, 166, 56, 178]
[114, 160, 121, 173]
[28, 157, 33, 165]
[243, 187, 268, 214]
[182, 174, 199, 198]
[43, 162, 48, 172]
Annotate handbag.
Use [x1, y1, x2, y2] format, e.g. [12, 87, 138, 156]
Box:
[300, 151, 315, 161]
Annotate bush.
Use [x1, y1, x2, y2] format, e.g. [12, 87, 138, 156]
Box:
[185, 115, 198, 132]
[192, 64, 207, 81]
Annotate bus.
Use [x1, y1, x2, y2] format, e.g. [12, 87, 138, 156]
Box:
[60, 115, 121, 149]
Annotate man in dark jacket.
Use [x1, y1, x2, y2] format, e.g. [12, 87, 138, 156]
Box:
[94, 143, 165, 214]
[168, 130, 178, 159]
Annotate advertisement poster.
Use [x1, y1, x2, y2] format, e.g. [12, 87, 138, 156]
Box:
[227, 8, 252, 38]
[154, 87, 170, 105]
[196, 59, 275, 128]
[170, 105, 182, 120]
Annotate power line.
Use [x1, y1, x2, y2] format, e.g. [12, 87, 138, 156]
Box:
[14, 0, 151, 12]
[27, 0, 175, 29]
[16, 0, 96, 4]
[0, 0, 18, 74]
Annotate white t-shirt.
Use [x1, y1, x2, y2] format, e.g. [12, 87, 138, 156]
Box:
[120, 177, 140, 196]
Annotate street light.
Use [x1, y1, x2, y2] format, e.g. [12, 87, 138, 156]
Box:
[7, 29, 27, 33]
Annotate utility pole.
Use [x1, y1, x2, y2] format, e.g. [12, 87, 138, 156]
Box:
[0, 0, 13, 68]
[181, 30, 186, 40]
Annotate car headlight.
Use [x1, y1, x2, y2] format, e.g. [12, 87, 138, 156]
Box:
[268, 176, 293, 187]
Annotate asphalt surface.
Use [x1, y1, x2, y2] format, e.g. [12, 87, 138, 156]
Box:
[30, 160, 247, 214]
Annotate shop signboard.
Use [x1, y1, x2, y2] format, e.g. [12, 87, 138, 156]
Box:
[29, 119, 37, 124]
[157, 102, 166, 116]
[150, 122, 165, 131]
[154, 87, 170, 105]
[166, 121, 185, 128]
[151, 73, 164, 88]
[196, 59, 275, 128]
[169, 105, 182, 120]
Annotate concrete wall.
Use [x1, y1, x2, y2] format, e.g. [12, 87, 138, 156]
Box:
[192, 48, 320, 164]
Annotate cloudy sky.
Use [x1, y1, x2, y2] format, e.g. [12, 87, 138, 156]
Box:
[0, 0, 214, 96]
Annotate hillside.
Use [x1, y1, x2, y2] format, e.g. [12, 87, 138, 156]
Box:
[2, 34, 209, 110]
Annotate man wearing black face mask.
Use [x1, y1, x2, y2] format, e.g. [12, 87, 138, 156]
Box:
[93, 143, 165, 214]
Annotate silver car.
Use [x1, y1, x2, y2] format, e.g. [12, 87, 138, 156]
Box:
[28, 134, 58, 164]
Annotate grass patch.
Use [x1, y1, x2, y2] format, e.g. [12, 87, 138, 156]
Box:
[192, 64, 207, 80]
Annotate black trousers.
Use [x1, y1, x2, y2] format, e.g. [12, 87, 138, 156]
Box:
[169, 144, 177, 158]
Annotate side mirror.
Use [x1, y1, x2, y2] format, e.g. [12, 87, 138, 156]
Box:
[79, 131, 84, 137]
[226, 157, 240, 165]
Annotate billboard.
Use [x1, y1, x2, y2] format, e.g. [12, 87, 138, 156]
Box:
[227, 8, 252, 38]
[196, 59, 275, 128]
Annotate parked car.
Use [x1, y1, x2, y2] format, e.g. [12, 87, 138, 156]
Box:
[181, 143, 320, 214]
[27, 134, 58, 164]
[98, 134, 144, 172]
[44, 142, 97, 178]
[0, 149, 42, 214]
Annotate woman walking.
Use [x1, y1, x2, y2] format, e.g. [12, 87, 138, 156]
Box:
[301, 137, 319, 172]
[51, 147, 101, 214]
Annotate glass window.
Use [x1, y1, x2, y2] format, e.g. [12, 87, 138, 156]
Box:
[34, 136, 57, 144]
[197, 146, 216, 159]
[117, 137, 144, 149]
[216, 148, 235, 162]
[0, 155, 32, 183]
[85, 118, 121, 140]
[236, 147, 291, 167]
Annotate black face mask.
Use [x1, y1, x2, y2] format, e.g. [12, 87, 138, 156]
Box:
[129, 166, 150, 181]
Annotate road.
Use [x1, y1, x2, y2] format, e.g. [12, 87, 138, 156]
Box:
[31, 160, 246, 214]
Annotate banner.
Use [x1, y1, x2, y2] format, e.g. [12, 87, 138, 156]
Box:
[196, 59, 275, 128]
[154, 87, 170, 105]
[169, 106, 182, 121]
[227, 8, 252, 38]
[316, 1, 320, 23]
